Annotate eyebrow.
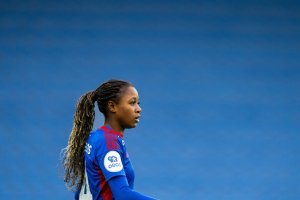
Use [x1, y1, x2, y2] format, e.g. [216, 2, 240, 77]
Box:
[129, 97, 139, 101]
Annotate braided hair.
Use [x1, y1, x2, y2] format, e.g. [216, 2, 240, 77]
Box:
[63, 79, 132, 190]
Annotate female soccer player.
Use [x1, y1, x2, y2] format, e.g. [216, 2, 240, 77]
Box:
[63, 79, 157, 200]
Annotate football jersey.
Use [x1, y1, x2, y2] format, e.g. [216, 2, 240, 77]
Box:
[77, 125, 135, 200]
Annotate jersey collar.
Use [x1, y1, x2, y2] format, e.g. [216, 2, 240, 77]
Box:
[98, 125, 124, 138]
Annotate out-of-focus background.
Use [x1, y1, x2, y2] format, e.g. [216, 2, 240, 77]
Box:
[1, 0, 300, 199]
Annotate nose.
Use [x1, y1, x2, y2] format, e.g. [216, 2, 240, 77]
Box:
[136, 104, 142, 113]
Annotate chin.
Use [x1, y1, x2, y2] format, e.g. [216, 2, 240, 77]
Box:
[128, 123, 137, 129]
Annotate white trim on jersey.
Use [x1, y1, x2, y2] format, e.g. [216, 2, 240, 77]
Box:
[79, 163, 93, 200]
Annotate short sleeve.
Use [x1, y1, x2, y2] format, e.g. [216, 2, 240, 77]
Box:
[96, 150, 126, 181]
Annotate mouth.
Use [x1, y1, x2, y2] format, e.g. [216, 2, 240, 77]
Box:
[135, 116, 140, 123]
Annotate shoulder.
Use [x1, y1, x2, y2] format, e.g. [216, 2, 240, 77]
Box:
[87, 129, 106, 145]
[85, 129, 108, 156]
[87, 128, 123, 155]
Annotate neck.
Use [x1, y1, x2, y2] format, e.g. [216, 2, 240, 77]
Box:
[104, 118, 124, 134]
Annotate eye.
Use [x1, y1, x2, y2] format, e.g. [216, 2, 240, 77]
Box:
[129, 98, 140, 105]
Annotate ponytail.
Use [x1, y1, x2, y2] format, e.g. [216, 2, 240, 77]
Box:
[63, 91, 97, 190]
[62, 79, 132, 191]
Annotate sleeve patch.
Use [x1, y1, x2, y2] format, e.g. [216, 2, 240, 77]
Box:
[104, 151, 123, 172]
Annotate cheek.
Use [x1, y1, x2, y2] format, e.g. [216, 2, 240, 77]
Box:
[119, 107, 132, 118]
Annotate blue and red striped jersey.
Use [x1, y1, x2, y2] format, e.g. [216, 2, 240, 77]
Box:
[77, 125, 135, 200]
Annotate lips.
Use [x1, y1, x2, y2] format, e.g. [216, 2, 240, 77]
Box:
[135, 116, 140, 123]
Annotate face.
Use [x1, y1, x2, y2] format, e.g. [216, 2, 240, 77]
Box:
[114, 86, 142, 129]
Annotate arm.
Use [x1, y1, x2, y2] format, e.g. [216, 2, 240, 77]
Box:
[108, 175, 157, 200]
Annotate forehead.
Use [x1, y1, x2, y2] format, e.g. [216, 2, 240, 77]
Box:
[120, 86, 139, 99]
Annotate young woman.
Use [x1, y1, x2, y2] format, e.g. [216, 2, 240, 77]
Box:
[63, 79, 157, 200]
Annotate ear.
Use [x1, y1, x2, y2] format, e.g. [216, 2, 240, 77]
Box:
[107, 100, 117, 113]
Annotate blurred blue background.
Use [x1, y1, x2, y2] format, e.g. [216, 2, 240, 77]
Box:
[1, 0, 300, 199]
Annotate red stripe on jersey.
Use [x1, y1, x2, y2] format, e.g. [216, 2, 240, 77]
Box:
[96, 165, 112, 200]
[99, 126, 122, 150]
[109, 133, 113, 149]
[112, 134, 116, 149]
[104, 131, 111, 150]
[114, 134, 119, 149]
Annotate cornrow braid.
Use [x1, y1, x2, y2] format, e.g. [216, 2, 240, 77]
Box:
[63, 79, 132, 191]
[95, 79, 132, 117]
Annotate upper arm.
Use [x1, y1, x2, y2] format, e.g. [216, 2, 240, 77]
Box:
[95, 150, 126, 181]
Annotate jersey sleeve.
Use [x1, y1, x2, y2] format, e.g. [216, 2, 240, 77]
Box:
[96, 149, 126, 181]
[108, 176, 157, 200]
